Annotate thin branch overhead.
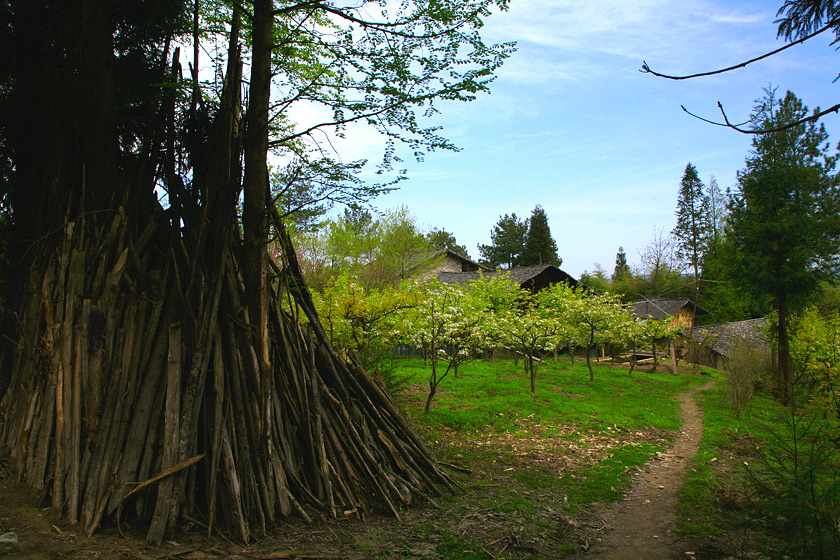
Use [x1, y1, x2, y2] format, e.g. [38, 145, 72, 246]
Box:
[680, 101, 840, 134]
[642, 17, 840, 133]
[640, 19, 839, 80]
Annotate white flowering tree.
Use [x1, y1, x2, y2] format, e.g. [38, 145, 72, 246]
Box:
[403, 280, 494, 412]
[565, 289, 630, 381]
[636, 316, 677, 372]
[492, 286, 570, 393]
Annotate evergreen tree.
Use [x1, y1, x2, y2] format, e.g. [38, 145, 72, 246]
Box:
[705, 176, 728, 245]
[728, 88, 840, 403]
[613, 246, 630, 281]
[426, 227, 470, 259]
[478, 213, 528, 268]
[672, 163, 709, 306]
[522, 205, 561, 267]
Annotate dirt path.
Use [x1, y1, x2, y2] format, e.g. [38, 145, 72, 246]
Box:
[585, 380, 715, 560]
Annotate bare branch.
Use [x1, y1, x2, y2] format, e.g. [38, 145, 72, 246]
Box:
[641, 18, 839, 80]
[680, 101, 840, 134]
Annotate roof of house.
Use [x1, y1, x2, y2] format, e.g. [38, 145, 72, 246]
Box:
[685, 318, 770, 357]
[434, 248, 492, 272]
[631, 299, 709, 320]
[437, 264, 580, 289]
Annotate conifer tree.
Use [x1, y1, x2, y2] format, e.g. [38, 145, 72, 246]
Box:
[729, 88, 840, 403]
[522, 205, 561, 267]
[613, 246, 630, 281]
[478, 213, 528, 268]
[672, 163, 709, 296]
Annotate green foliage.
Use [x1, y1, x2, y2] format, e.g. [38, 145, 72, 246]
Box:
[295, 206, 434, 290]
[311, 274, 408, 366]
[401, 278, 502, 411]
[477, 212, 527, 269]
[746, 401, 840, 559]
[522, 204, 561, 267]
[580, 263, 611, 293]
[723, 336, 771, 419]
[791, 307, 840, 422]
[728, 89, 840, 314]
[698, 238, 760, 324]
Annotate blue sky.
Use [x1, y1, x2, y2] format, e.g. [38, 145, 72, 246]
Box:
[338, 0, 839, 278]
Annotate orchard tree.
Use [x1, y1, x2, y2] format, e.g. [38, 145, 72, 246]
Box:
[403, 280, 492, 412]
[493, 287, 566, 392]
[728, 88, 840, 403]
[478, 213, 528, 268]
[0, 0, 512, 541]
[566, 290, 628, 381]
[636, 317, 677, 373]
[311, 275, 410, 371]
[522, 205, 561, 266]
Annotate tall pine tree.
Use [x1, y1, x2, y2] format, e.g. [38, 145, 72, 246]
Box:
[613, 246, 629, 281]
[729, 88, 840, 403]
[672, 163, 709, 298]
[522, 205, 561, 267]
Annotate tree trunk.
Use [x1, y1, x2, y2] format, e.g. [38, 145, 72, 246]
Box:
[651, 345, 658, 372]
[776, 292, 792, 405]
[529, 357, 536, 393]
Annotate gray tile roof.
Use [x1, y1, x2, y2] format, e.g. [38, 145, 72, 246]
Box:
[631, 299, 709, 319]
[685, 318, 770, 357]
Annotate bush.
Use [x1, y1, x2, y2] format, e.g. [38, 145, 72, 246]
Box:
[723, 338, 770, 419]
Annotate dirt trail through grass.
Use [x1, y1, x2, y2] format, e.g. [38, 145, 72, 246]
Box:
[586, 380, 715, 560]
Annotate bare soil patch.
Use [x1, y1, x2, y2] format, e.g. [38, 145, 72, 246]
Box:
[581, 380, 716, 560]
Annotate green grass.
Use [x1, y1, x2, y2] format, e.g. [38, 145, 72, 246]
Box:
[398, 357, 704, 436]
[382, 356, 709, 558]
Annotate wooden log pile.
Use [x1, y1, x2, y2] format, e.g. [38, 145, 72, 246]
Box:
[0, 210, 454, 543]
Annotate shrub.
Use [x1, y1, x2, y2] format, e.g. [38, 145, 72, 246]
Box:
[723, 338, 770, 419]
